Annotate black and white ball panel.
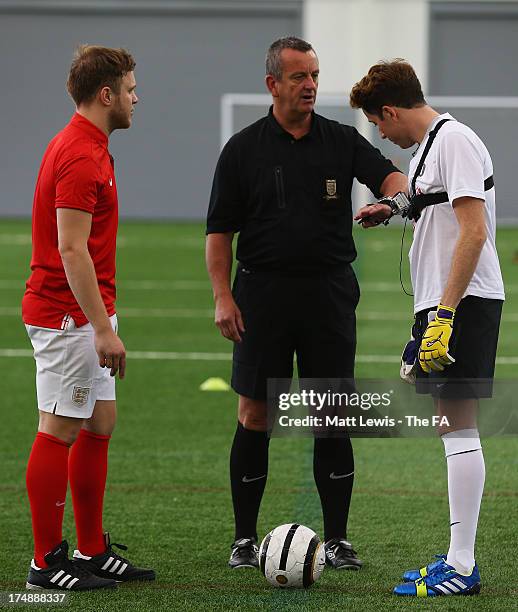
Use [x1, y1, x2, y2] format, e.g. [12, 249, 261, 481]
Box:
[259, 523, 325, 588]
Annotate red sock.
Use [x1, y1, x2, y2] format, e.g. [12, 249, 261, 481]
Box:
[26, 432, 71, 568]
[68, 429, 111, 557]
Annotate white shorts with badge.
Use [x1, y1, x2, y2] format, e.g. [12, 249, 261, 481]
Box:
[26, 314, 118, 419]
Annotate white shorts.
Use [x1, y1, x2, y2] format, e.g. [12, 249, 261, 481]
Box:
[26, 314, 118, 419]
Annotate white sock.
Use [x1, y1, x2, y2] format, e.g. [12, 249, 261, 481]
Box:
[442, 428, 485, 575]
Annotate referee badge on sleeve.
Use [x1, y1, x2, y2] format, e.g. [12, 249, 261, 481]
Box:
[324, 178, 339, 200]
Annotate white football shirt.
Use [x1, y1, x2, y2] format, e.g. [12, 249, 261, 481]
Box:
[408, 113, 505, 313]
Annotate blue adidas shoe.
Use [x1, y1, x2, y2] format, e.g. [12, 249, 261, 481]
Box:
[402, 553, 446, 582]
[394, 560, 481, 597]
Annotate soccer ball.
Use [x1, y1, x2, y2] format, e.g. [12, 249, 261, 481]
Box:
[259, 523, 325, 588]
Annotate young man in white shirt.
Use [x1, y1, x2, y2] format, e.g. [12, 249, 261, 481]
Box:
[350, 60, 505, 597]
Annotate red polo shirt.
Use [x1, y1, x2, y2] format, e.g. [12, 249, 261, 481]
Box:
[22, 113, 118, 329]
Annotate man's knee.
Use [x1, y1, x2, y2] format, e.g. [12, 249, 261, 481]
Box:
[436, 398, 478, 435]
[83, 400, 117, 436]
[38, 411, 83, 445]
[238, 396, 268, 431]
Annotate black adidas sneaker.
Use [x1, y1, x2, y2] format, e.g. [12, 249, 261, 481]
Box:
[26, 540, 117, 591]
[228, 538, 259, 569]
[72, 532, 155, 582]
[324, 538, 363, 570]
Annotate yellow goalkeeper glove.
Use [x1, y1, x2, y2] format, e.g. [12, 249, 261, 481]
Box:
[419, 305, 456, 373]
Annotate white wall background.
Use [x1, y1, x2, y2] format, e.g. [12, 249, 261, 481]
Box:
[303, 0, 518, 95]
[303, 0, 429, 94]
[301, 0, 518, 220]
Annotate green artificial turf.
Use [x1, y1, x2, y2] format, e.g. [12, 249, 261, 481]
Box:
[0, 219, 516, 611]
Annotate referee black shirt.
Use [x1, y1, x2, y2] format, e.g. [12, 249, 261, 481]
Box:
[207, 107, 400, 272]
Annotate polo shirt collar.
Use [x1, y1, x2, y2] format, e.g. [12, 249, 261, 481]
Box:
[70, 112, 109, 147]
[267, 105, 317, 140]
[412, 112, 455, 157]
[425, 112, 455, 139]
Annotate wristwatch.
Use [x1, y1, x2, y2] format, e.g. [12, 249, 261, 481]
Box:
[358, 191, 411, 226]
[376, 191, 410, 217]
[376, 192, 411, 223]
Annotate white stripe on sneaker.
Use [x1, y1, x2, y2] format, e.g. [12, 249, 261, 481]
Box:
[451, 577, 467, 589]
[101, 557, 115, 571]
[434, 584, 452, 595]
[58, 574, 72, 587]
[66, 577, 79, 589]
[443, 581, 460, 593]
[117, 563, 128, 575]
[109, 560, 121, 573]
[50, 570, 64, 583]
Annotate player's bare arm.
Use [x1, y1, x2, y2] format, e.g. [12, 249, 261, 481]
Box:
[380, 170, 408, 198]
[57, 208, 126, 377]
[354, 171, 408, 227]
[440, 197, 487, 309]
[416, 199, 487, 375]
[206, 232, 244, 342]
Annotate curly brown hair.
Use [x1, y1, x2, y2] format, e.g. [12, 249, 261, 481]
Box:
[350, 60, 425, 117]
[67, 45, 136, 106]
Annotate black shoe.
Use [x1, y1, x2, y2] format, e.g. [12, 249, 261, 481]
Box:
[228, 538, 259, 569]
[324, 538, 363, 570]
[72, 532, 155, 582]
[26, 540, 117, 591]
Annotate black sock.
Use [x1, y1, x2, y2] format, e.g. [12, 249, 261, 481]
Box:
[313, 435, 355, 541]
[230, 422, 270, 541]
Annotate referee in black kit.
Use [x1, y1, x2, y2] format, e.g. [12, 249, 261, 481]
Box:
[206, 37, 407, 570]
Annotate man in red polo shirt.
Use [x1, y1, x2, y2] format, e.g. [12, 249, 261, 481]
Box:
[22, 45, 155, 591]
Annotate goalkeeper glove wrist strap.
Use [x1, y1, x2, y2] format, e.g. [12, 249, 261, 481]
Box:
[436, 304, 455, 323]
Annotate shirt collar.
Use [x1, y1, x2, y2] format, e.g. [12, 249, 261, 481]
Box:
[412, 112, 455, 157]
[70, 112, 109, 147]
[425, 112, 455, 138]
[267, 105, 317, 141]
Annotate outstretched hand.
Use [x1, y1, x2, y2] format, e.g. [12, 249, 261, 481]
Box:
[354, 203, 392, 228]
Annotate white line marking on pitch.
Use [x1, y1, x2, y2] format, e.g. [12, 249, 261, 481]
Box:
[1, 278, 518, 293]
[0, 235, 32, 245]
[0, 279, 210, 290]
[1, 307, 517, 322]
[0, 234, 204, 249]
[1, 348, 517, 365]
[0, 307, 214, 318]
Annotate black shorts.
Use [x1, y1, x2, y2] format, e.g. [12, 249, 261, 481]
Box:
[231, 264, 360, 401]
[415, 296, 503, 399]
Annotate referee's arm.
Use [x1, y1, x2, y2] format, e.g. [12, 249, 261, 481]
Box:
[380, 171, 408, 197]
[351, 127, 408, 226]
[206, 137, 245, 343]
[206, 232, 245, 343]
[354, 172, 408, 227]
